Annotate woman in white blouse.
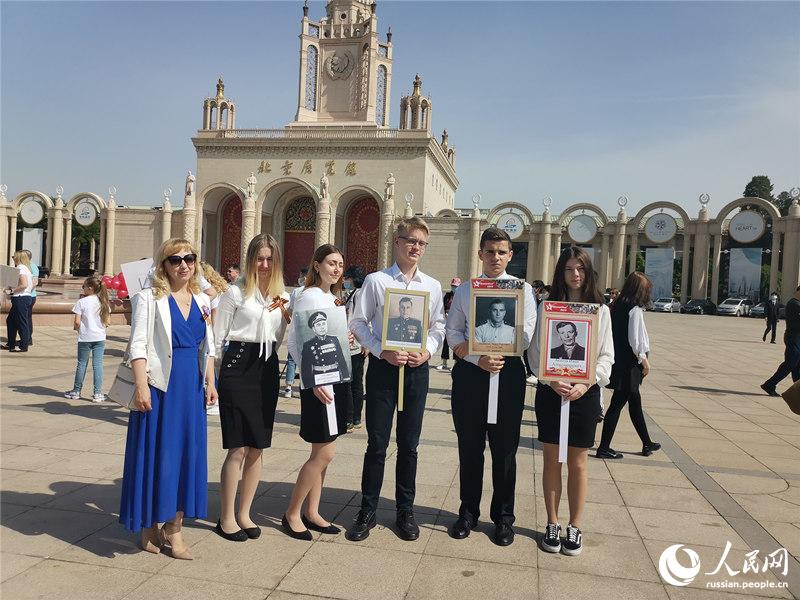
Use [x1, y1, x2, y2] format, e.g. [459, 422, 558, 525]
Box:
[596, 272, 660, 460]
[527, 246, 614, 557]
[213, 234, 290, 542]
[3, 250, 34, 352]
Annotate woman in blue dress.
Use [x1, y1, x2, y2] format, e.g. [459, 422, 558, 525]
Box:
[119, 238, 217, 560]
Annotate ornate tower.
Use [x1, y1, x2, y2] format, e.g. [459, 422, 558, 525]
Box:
[293, 0, 393, 126]
[399, 74, 432, 131]
[202, 78, 236, 130]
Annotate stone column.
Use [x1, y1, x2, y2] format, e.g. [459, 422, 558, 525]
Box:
[469, 206, 481, 277]
[314, 197, 331, 249]
[241, 194, 256, 266]
[709, 232, 722, 304]
[161, 198, 173, 244]
[50, 198, 65, 276]
[599, 231, 610, 289]
[98, 213, 106, 274]
[89, 238, 97, 271]
[628, 231, 639, 273]
[62, 214, 73, 276]
[8, 213, 17, 262]
[45, 211, 55, 271]
[782, 200, 800, 300]
[680, 232, 691, 303]
[0, 200, 8, 266]
[538, 210, 552, 284]
[379, 186, 396, 270]
[691, 206, 710, 300]
[552, 229, 562, 267]
[525, 228, 537, 281]
[612, 208, 627, 288]
[103, 200, 117, 276]
[768, 232, 781, 295]
[183, 189, 197, 247]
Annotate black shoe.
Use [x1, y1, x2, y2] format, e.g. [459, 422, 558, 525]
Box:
[214, 520, 248, 542]
[346, 509, 377, 541]
[541, 522, 561, 553]
[302, 514, 341, 535]
[238, 522, 261, 539]
[281, 514, 312, 541]
[449, 517, 474, 540]
[562, 524, 583, 556]
[395, 509, 419, 541]
[0, 345, 9, 350]
[760, 383, 780, 397]
[771, 341, 776, 344]
[493, 523, 514, 546]
[595, 447, 623, 459]
[642, 442, 661, 457]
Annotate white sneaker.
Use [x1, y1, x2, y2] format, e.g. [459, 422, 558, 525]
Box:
[92, 393, 106, 403]
[206, 404, 220, 416]
[283, 386, 292, 398]
[64, 391, 80, 400]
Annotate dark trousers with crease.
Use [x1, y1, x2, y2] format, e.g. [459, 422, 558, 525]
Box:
[763, 319, 777, 343]
[450, 356, 525, 525]
[360, 356, 429, 513]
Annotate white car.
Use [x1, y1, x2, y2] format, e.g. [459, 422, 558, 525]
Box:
[717, 298, 754, 317]
[652, 298, 681, 313]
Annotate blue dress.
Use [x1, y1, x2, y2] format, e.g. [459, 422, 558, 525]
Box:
[119, 296, 208, 532]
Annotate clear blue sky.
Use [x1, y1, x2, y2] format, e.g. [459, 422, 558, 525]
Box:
[2, 1, 798, 217]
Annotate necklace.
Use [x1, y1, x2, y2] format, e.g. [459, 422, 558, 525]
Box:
[171, 290, 192, 307]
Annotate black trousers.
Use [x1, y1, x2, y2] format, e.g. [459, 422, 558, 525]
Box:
[29, 297, 36, 341]
[599, 389, 653, 449]
[441, 338, 450, 360]
[450, 357, 525, 525]
[765, 341, 800, 387]
[6, 296, 32, 351]
[360, 356, 429, 513]
[344, 351, 366, 425]
[763, 319, 777, 343]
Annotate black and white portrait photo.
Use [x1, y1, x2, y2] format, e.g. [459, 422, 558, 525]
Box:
[474, 297, 516, 344]
[549, 320, 587, 361]
[468, 285, 524, 356]
[382, 289, 429, 351]
[295, 307, 352, 389]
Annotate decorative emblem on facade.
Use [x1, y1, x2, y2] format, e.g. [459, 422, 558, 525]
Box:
[345, 161, 357, 176]
[258, 161, 272, 174]
[302, 160, 313, 174]
[282, 160, 293, 175]
[325, 160, 336, 175]
[324, 50, 355, 80]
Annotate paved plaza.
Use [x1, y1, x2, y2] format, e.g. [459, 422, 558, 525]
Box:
[1, 312, 799, 600]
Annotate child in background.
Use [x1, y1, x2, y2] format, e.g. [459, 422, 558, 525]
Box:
[65, 276, 111, 402]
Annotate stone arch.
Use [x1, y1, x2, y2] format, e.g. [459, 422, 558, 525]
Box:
[631, 201, 690, 231]
[198, 182, 246, 215]
[12, 191, 53, 211]
[436, 208, 460, 218]
[258, 177, 320, 218]
[557, 203, 609, 228]
[65, 192, 107, 214]
[332, 184, 383, 218]
[218, 195, 243, 273]
[487, 202, 535, 228]
[715, 196, 781, 227]
[335, 186, 381, 274]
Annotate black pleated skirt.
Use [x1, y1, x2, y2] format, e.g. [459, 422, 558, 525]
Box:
[535, 382, 601, 449]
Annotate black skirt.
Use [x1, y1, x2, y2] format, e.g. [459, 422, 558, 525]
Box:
[299, 383, 349, 443]
[218, 342, 279, 449]
[535, 382, 601, 449]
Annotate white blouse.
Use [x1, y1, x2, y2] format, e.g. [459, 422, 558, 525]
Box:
[526, 303, 615, 388]
[287, 286, 337, 364]
[628, 306, 650, 363]
[213, 284, 290, 360]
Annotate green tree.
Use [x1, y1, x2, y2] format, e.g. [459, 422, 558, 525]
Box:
[775, 191, 794, 216]
[743, 175, 775, 202]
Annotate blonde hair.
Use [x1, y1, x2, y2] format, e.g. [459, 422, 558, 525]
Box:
[243, 234, 285, 299]
[395, 216, 430, 239]
[12, 251, 31, 267]
[83, 275, 112, 326]
[150, 238, 201, 299]
[304, 244, 344, 295]
[200, 261, 229, 294]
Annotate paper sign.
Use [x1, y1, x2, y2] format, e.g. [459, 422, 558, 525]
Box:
[120, 258, 154, 296]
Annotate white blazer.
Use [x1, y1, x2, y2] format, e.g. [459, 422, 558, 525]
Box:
[128, 288, 215, 392]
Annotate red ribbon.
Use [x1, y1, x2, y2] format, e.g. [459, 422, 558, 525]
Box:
[268, 297, 291, 324]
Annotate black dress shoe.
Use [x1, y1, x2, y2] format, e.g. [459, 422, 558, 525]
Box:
[493, 523, 514, 546]
[595, 447, 623, 459]
[760, 383, 780, 397]
[345, 509, 377, 541]
[395, 509, 420, 541]
[238, 524, 261, 539]
[449, 517, 474, 540]
[214, 520, 248, 542]
[642, 442, 661, 457]
[281, 514, 313, 541]
[302, 514, 341, 535]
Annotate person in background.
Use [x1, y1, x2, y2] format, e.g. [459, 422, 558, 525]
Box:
[761, 285, 800, 396]
[342, 265, 367, 430]
[23, 250, 39, 346]
[437, 277, 461, 372]
[284, 267, 309, 398]
[200, 261, 230, 417]
[2, 251, 34, 352]
[225, 263, 241, 284]
[64, 276, 110, 402]
[609, 288, 620, 304]
[763, 292, 780, 344]
[595, 272, 659, 460]
[541, 285, 551, 300]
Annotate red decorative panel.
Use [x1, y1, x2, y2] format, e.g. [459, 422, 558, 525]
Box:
[219, 195, 242, 271]
[345, 196, 379, 274]
[284, 197, 317, 284]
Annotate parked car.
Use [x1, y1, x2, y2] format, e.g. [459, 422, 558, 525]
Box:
[680, 299, 717, 315]
[652, 297, 681, 313]
[750, 302, 786, 319]
[717, 298, 754, 317]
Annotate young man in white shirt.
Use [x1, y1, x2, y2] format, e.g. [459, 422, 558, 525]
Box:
[445, 227, 536, 546]
[347, 217, 446, 542]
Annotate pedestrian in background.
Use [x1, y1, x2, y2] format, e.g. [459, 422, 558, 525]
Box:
[763, 292, 780, 344]
[64, 275, 110, 402]
[762, 285, 800, 396]
[3, 250, 34, 352]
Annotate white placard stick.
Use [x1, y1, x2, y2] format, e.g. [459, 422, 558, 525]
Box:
[397, 366, 405, 412]
[324, 385, 338, 436]
[488, 372, 499, 424]
[558, 397, 569, 463]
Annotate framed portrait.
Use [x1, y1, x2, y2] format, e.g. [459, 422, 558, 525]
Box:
[294, 306, 352, 389]
[381, 288, 430, 353]
[468, 278, 525, 356]
[537, 301, 600, 386]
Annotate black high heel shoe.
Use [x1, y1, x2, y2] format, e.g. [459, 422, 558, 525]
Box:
[642, 442, 661, 457]
[238, 522, 262, 539]
[214, 520, 248, 542]
[282, 514, 313, 541]
[302, 514, 341, 535]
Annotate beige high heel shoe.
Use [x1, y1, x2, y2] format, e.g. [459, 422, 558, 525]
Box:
[140, 525, 162, 554]
[159, 522, 193, 560]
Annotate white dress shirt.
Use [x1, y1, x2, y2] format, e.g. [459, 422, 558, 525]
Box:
[628, 306, 650, 363]
[526, 302, 615, 388]
[287, 286, 338, 367]
[350, 263, 446, 358]
[446, 272, 537, 366]
[213, 284, 290, 360]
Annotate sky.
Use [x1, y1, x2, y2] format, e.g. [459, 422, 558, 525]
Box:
[2, 0, 799, 217]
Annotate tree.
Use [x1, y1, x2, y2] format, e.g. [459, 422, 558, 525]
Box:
[743, 175, 775, 202]
[775, 191, 794, 216]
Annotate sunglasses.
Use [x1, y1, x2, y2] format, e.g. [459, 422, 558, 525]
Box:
[165, 253, 197, 267]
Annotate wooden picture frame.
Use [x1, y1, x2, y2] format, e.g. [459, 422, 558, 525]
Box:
[537, 301, 600, 386]
[468, 278, 525, 356]
[380, 288, 430, 353]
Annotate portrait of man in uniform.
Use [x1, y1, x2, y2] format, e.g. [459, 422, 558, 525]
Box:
[386, 297, 422, 344]
[381, 288, 430, 352]
[549, 321, 586, 360]
[474, 298, 515, 344]
[298, 309, 351, 388]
